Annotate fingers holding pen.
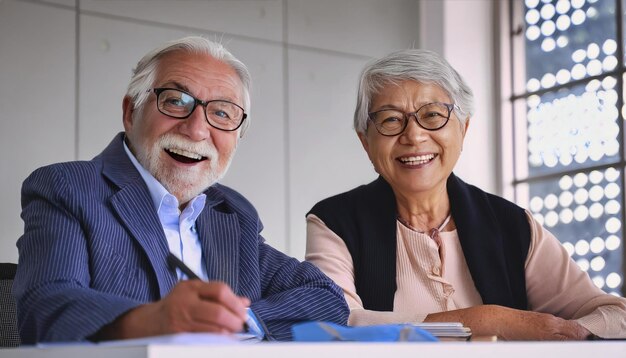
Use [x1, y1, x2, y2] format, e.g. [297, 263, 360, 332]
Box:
[165, 254, 250, 332]
[195, 281, 249, 327]
[93, 279, 252, 340]
[159, 280, 249, 334]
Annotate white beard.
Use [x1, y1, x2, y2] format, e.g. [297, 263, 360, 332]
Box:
[134, 132, 235, 204]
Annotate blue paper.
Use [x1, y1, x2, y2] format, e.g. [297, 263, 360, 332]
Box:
[292, 322, 438, 342]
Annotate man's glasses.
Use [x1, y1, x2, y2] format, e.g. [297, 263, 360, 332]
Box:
[368, 102, 458, 136]
[150, 88, 247, 131]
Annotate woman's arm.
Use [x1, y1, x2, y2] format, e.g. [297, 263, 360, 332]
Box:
[523, 210, 626, 338]
[425, 210, 626, 340]
[425, 305, 589, 340]
[431, 210, 626, 340]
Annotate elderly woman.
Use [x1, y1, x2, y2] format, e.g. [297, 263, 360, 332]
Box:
[305, 49, 626, 340]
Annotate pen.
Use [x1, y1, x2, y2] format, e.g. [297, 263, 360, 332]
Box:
[166, 253, 250, 333]
[167, 253, 201, 280]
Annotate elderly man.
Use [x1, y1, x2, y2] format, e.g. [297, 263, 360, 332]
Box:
[13, 36, 348, 344]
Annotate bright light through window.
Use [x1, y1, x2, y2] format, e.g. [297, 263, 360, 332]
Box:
[511, 0, 623, 296]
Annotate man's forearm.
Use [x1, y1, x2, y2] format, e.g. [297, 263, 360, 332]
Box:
[91, 303, 160, 341]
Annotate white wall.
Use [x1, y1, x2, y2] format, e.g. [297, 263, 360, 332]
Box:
[443, 0, 497, 193]
[0, 0, 496, 263]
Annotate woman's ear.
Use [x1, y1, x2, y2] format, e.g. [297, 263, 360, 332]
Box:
[357, 131, 378, 172]
[462, 117, 470, 139]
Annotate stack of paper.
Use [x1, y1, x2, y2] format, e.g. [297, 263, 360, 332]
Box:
[413, 322, 472, 341]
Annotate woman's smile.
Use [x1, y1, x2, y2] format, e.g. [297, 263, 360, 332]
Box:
[396, 153, 437, 167]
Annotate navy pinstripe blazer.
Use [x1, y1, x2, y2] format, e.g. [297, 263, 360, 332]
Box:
[13, 133, 348, 343]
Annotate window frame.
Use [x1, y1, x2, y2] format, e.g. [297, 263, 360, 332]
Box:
[499, 0, 626, 297]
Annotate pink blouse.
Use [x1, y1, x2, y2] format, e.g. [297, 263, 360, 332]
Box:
[305, 211, 626, 338]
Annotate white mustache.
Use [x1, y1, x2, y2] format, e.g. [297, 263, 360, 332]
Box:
[158, 133, 217, 160]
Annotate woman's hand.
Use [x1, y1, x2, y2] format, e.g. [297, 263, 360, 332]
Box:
[424, 304, 591, 340]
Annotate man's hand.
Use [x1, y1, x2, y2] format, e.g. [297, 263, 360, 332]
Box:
[95, 280, 250, 340]
[425, 305, 591, 340]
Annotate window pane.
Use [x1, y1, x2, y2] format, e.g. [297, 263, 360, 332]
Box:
[524, 0, 617, 91]
[510, 0, 625, 297]
[513, 78, 620, 179]
[517, 167, 624, 295]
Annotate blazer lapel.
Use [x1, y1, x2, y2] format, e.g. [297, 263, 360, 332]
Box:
[197, 189, 240, 293]
[100, 133, 178, 298]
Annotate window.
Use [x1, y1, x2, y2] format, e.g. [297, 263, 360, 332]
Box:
[504, 0, 624, 296]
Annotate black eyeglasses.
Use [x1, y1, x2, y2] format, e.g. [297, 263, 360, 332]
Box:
[150, 88, 247, 131]
[368, 102, 459, 136]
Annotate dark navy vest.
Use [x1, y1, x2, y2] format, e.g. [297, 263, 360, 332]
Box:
[308, 173, 530, 311]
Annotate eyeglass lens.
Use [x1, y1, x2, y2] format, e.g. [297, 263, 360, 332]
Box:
[370, 102, 452, 135]
[156, 88, 244, 130]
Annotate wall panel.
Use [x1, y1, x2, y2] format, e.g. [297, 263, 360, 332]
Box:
[287, 48, 375, 258]
[0, 0, 76, 262]
[287, 0, 420, 57]
[80, 0, 283, 42]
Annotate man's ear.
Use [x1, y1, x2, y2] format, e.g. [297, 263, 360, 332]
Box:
[357, 131, 370, 153]
[122, 96, 135, 132]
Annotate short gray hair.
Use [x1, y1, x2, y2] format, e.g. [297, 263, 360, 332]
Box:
[126, 36, 252, 133]
[354, 49, 474, 134]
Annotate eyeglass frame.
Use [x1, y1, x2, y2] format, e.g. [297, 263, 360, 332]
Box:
[148, 87, 247, 132]
[367, 102, 460, 136]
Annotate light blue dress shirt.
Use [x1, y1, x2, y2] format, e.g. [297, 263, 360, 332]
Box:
[123, 141, 208, 280]
[123, 141, 263, 339]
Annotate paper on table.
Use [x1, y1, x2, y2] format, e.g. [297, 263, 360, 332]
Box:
[412, 322, 472, 340]
[96, 332, 260, 347]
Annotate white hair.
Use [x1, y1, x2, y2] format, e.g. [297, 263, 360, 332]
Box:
[126, 36, 252, 133]
[354, 49, 474, 134]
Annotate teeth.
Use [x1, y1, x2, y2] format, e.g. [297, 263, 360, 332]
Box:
[399, 154, 435, 165]
[166, 148, 203, 160]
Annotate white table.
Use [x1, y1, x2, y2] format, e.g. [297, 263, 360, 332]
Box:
[2, 340, 625, 358]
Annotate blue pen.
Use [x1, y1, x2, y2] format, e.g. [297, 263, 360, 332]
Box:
[166, 253, 250, 332]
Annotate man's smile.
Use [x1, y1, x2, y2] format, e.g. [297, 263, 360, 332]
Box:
[165, 147, 207, 163]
